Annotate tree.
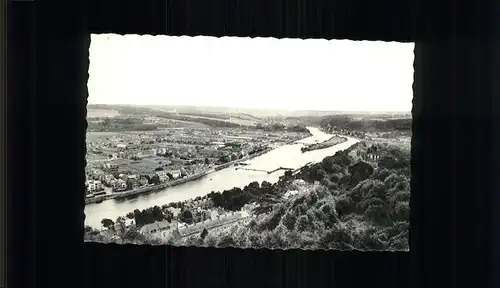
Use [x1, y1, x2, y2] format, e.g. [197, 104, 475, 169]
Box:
[252, 204, 274, 216]
[84, 225, 94, 234]
[217, 234, 236, 248]
[283, 170, 293, 180]
[281, 210, 297, 230]
[310, 164, 327, 181]
[321, 156, 338, 173]
[295, 215, 312, 233]
[200, 228, 209, 240]
[204, 157, 210, 165]
[126, 212, 135, 220]
[372, 167, 391, 181]
[133, 209, 145, 226]
[121, 225, 146, 243]
[126, 179, 135, 190]
[180, 168, 188, 177]
[378, 155, 397, 169]
[335, 195, 356, 217]
[393, 201, 410, 221]
[210, 192, 224, 207]
[261, 180, 272, 190]
[180, 209, 193, 224]
[115, 216, 127, 234]
[244, 181, 260, 194]
[151, 205, 164, 222]
[227, 191, 250, 211]
[348, 161, 374, 186]
[331, 151, 351, 167]
[102, 118, 111, 126]
[151, 174, 160, 185]
[220, 187, 249, 211]
[101, 218, 115, 229]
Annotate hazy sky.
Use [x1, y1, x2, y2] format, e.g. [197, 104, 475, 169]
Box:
[88, 34, 414, 112]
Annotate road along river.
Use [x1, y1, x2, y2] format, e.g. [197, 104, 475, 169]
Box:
[84, 127, 360, 228]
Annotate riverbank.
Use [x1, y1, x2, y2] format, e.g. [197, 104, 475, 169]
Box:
[84, 127, 361, 228]
[85, 172, 209, 204]
[85, 147, 273, 205]
[85, 130, 410, 251]
[300, 135, 348, 152]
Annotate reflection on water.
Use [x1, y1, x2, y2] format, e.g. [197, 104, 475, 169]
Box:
[84, 127, 359, 228]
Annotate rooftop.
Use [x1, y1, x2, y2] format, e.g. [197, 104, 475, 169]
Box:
[140, 220, 173, 234]
[177, 211, 250, 237]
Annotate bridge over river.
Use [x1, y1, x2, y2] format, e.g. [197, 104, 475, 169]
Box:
[235, 162, 312, 174]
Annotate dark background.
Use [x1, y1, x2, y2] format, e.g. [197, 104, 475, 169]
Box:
[8, 0, 498, 287]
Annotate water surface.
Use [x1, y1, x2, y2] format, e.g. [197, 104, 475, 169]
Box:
[84, 127, 359, 228]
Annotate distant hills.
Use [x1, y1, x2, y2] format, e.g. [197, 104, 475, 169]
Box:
[87, 104, 411, 119]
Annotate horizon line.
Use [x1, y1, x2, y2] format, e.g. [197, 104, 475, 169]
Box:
[87, 103, 411, 114]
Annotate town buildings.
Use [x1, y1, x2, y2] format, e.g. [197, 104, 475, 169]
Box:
[85, 126, 310, 198]
[113, 179, 127, 192]
[167, 170, 182, 179]
[139, 210, 252, 240]
[156, 171, 168, 183]
[86, 180, 104, 194]
[116, 143, 127, 149]
[140, 220, 177, 236]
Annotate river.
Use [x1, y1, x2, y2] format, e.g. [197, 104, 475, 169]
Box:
[84, 127, 360, 228]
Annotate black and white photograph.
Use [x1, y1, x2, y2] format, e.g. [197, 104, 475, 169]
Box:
[84, 34, 413, 251]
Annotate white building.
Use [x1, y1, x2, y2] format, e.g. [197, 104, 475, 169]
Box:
[284, 190, 300, 199]
[87, 180, 104, 193]
[167, 170, 182, 179]
[176, 211, 251, 238]
[140, 220, 177, 238]
[156, 171, 168, 183]
[103, 174, 114, 184]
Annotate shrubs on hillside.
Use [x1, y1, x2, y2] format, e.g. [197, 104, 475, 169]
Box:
[87, 144, 411, 250]
[165, 145, 411, 250]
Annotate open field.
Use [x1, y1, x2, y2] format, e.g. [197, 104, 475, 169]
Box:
[86, 153, 110, 162]
[159, 119, 210, 128]
[86, 131, 124, 141]
[226, 118, 259, 126]
[176, 112, 231, 120]
[110, 156, 170, 174]
[173, 113, 261, 127]
[88, 109, 120, 118]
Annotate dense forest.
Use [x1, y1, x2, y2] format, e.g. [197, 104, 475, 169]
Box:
[177, 112, 231, 120]
[319, 115, 412, 132]
[87, 117, 158, 132]
[254, 123, 310, 133]
[179, 142, 410, 250]
[151, 111, 242, 128]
